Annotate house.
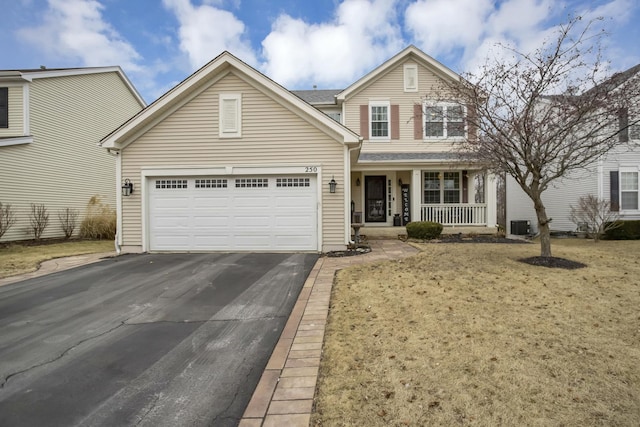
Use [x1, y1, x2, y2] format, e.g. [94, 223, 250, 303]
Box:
[505, 64, 640, 236]
[0, 67, 145, 242]
[101, 46, 497, 253]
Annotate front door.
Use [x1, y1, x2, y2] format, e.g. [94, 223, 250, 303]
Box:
[365, 175, 386, 223]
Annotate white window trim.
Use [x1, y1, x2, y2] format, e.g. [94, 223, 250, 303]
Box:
[423, 102, 467, 140]
[219, 93, 242, 138]
[369, 100, 390, 142]
[404, 64, 418, 92]
[619, 166, 640, 212]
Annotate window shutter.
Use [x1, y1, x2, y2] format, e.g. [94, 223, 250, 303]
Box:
[391, 104, 400, 140]
[221, 98, 237, 133]
[610, 170, 619, 211]
[462, 171, 468, 203]
[413, 104, 423, 139]
[618, 108, 629, 142]
[466, 104, 477, 142]
[360, 105, 369, 139]
[0, 87, 8, 129]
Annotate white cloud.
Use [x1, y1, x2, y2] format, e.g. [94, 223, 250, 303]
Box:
[261, 0, 404, 88]
[162, 0, 256, 70]
[18, 0, 142, 71]
[405, 0, 493, 58]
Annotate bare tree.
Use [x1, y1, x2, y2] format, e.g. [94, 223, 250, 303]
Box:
[569, 195, 620, 242]
[444, 16, 639, 258]
[29, 203, 49, 240]
[58, 207, 79, 239]
[0, 202, 17, 239]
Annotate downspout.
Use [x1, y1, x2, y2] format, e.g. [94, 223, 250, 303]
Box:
[106, 148, 122, 255]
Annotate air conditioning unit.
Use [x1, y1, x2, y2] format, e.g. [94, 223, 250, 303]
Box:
[510, 220, 530, 235]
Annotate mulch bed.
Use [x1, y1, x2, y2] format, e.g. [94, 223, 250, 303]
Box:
[433, 234, 530, 244]
[324, 246, 372, 257]
[519, 256, 587, 269]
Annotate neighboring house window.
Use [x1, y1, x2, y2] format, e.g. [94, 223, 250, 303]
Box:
[370, 101, 390, 139]
[424, 103, 465, 138]
[620, 170, 639, 210]
[0, 87, 8, 129]
[219, 93, 241, 138]
[404, 64, 418, 92]
[630, 124, 640, 140]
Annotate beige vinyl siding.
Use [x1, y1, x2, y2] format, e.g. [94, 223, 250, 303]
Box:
[344, 58, 458, 154]
[0, 85, 25, 137]
[121, 72, 346, 249]
[0, 72, 143, 242]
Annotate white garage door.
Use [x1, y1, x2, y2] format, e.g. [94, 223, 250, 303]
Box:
[148, 176, 318, 251]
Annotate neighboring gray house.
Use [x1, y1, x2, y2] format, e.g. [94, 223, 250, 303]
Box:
[506, 64, 640, 235]
[0, 67, 145, 242]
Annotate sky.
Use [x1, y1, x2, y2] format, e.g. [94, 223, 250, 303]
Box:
[2, 0, 639, 104]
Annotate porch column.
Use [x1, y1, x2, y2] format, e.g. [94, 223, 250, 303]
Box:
[486, 173, 497, 226]
[411, 169, 421, 222]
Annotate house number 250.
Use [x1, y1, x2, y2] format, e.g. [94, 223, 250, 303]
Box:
[304, 166, 318, 173]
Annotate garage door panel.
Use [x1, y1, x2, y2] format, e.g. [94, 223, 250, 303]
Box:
[149, 176, 318, 251]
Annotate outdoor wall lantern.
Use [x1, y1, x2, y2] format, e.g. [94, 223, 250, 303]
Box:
[329, 176, 337, 193]
[356, 177, 361, 186]
[122, 178, 134, 196]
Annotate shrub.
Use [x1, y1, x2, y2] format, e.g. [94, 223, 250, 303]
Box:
[569, 195, 620, 242]
[603, 220, 640, 240]
[58, 207, 80, 239]
[0, 202, 17, 239]
[29, 203, 49, 240]
[80, 196, 116, 240]
[406, 221, 443, 240]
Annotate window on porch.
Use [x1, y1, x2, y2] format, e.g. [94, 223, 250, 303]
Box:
[423, 171, 460, 203]
[421, 171, 487, 225]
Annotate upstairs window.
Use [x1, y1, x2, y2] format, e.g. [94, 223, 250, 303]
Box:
[0, 87, 7, 129]
[370, 101, 390, 140]
[424, 103, 465, 139]
[219, 93, 242, 138]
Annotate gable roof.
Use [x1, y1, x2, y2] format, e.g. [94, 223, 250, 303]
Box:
[0, 67, 145, 107]
[336, 45, 461, 101]
[101, 52, 361, 149]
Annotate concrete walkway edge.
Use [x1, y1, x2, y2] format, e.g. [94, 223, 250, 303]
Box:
[239, 240, 419, 427]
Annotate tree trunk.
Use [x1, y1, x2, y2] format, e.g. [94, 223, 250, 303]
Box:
[532, 195, 552, 258]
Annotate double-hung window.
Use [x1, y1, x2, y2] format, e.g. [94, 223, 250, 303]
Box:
[370, 101, 390, 140]
[424, 103, 465, 139]
[621, 170, 639, 210]
[423, 171, 461, 204]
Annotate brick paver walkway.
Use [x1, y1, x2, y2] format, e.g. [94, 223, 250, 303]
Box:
[239, 240, 419, 427]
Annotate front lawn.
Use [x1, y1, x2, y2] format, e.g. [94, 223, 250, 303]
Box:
[312, 239, 640, 426]
[0, 239, 114, 278]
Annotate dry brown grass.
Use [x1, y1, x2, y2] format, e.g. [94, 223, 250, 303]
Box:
[0, 240, 113, 278]
[313, 239, 640, 426]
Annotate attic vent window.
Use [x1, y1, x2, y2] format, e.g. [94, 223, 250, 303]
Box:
[219, 93, 242, 138]
[404, 64, 418, 92]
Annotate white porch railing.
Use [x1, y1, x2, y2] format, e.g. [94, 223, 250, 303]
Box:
[420, 203, 487, 226]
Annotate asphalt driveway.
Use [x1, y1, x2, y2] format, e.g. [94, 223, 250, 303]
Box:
[0, 252, 318, 427]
